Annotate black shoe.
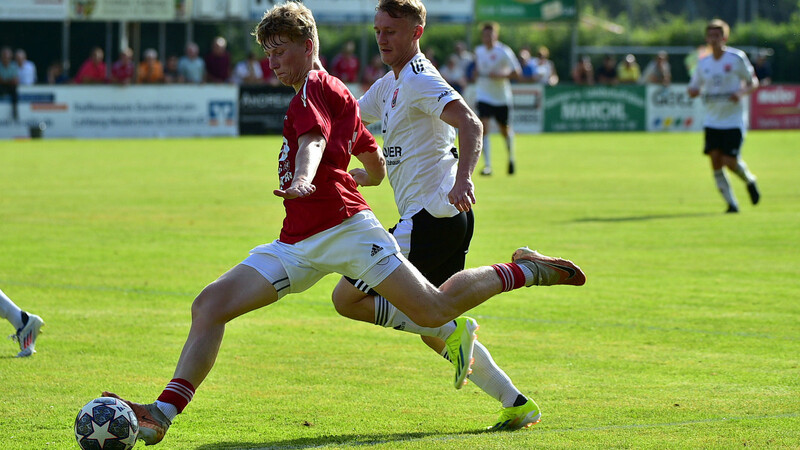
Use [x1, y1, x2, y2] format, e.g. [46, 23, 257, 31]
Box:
[726, 204, 739, 213]
[508, 161, 515, 175]
[480, 167, 493, 176]
[747, 181, 760, 205]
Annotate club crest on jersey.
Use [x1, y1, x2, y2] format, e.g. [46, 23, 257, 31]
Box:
[392, 88, 399, 108]
[724, 64, 732, 72]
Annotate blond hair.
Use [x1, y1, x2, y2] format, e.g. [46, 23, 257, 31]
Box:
[706, 19, 730, 39]
[376, 0, 426, 27]
[253, 1, 319, 57]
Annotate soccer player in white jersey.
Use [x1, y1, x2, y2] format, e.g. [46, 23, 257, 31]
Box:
[0, 287, 43, 357]
[102, 2, 585, 445]
[331, 0, 550, 431]
[688, 19, 760, 213]
[474, 22, 522, 176]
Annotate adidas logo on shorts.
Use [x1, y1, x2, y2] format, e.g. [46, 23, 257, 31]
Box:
[370, 244, 383, 256]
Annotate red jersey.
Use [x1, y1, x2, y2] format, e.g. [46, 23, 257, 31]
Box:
[278, 70, 378, 244]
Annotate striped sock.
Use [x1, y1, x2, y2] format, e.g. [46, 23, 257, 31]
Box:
[491, 263, 527, 292]
[156, 378, 195, 414]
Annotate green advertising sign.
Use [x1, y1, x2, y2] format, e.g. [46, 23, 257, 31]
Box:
[543, 85, 647, 132]
[475, 0, 577, 22]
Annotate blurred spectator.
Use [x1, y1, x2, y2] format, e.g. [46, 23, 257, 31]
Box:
[205, 36, 231, 83]
[111, 48, 135, 84]
[178, 42, 205, 83]
[331, 41, 359, 83]
[641, 51, 671, 85]
[137, 48, 164, 84]
[423, 46, 439, 68]
[571, 55, 594, 85]
[596, 54, 618, 85]
[361, 54, 387, 90]
[617, 54, 640, 84]
[517, 47, 538, 83]
[684, 44, 710, 78]
[14, 49, 36, 85]
[534, 46, 558, 85]
[438, 54, 466, 93]
[753, 50, 773, 86]
[164, 55, 180, 83]
[0, 46, 19, 120]
[454, 41, 473, 74]
[232, 52, 263, 85]
[47, 60, 70, 84]
[74, 47, 107, 84]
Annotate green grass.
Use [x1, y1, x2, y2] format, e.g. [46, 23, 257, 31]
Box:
[1, 131, 798, 449]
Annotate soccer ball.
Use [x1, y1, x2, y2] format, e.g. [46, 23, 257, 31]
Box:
[75, 397, 139, 450]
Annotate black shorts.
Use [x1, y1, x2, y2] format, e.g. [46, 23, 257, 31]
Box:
[346, 208, 475, 293]
[704, 127, 743, 157]
[477, 101, 510, 127]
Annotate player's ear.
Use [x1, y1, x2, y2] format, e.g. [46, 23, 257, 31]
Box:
[305, 39, 314, 57]
[413, 25, 424, 40]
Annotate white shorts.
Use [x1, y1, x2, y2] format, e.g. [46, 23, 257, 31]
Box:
[241, 210, 401, 299]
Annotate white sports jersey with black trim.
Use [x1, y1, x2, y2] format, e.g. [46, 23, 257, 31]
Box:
[688, 47, 755, 131]
[474, 42, 521, 106]
[359, 53, 462, 220]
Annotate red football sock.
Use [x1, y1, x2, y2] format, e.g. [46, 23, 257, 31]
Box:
[492, 263, 526, 292]
[157, 378, 195, 413]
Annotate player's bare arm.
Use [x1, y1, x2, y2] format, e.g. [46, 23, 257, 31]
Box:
[440, 98, 482, 211]
[731, 74, 759, 102]
[274, 131, 325, 199]
[350, 145, 386, 187]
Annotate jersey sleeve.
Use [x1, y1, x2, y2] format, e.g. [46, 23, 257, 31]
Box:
[688, 60, 703, 90]
[352, 122, 379, 156]
[736, 51, 756, 83]
[358, 77, 383, 124]
[408, 70, 463, 119]
[504, 45, 522, 73]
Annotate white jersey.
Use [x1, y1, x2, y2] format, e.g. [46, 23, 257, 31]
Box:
[688, 47, 755, 131]
[474, 42, 521, 106]
[359, 53, 462, 220]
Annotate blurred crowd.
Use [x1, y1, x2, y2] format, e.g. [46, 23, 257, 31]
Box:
[1, 36, 776, 90]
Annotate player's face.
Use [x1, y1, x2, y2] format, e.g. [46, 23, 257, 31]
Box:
[374, 11, 421, 73]
[264, 35, 312, 90]
[481, 28, 497, 47]
[705, 28, 726, 50]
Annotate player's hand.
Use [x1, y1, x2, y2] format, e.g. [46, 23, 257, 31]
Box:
[448, 178, 476, 212]
[687, 87, 700, 98]
[274, 181, 316, 199]
[729, 92, 742, 103]
[349, 168, 371, 186]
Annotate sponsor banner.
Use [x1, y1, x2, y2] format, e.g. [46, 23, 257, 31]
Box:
[511, 83, 544, 134]
[70, 0, 183, 21]
[0, 0, 68, 20]
[750, 85, 800, 130]
[238, 84, 296, 135]
[475, 0, 577, 22]
[0, 85, 237, 139]
[249, 0, 473, 22]
[194, 0, 247, 20]
[646, 84, 704, 132]
[544, 85, 646, 132]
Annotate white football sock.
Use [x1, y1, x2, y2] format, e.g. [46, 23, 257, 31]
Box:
[0, 288, 24, 330]
[505, 132, 515, 163]
[440, 341, 522, 407]
[482, 135, 491, 169]
[714, 169, 738, 208]
[733, 158, 756, 184]
[374, 295, 455, 340]
[155, 401, 179, 421]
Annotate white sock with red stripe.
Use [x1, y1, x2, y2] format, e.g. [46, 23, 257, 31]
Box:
[156, 378, 195, 419]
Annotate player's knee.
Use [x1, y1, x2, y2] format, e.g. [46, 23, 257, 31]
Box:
[191, 283, 227, 323]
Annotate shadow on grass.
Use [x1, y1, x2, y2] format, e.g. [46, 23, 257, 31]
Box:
[194, 429, 488, 449]
[572, 212, 717, 223]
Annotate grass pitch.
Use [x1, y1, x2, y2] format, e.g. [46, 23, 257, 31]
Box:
[1, 131, 798, 449]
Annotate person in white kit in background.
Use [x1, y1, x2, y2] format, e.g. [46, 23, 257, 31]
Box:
[331, 0, 545, 431]
[473, 21, 521, 176]
[688, 18, 760, 213]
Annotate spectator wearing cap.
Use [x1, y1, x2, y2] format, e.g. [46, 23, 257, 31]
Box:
[617, 54, 640, 84]
[641, 51, 671, 85]
[138, 48, 164, 83]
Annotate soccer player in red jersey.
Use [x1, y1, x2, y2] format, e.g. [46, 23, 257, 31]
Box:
[103, 2, 585, 445]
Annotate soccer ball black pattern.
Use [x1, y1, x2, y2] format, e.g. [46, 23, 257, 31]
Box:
[75, 397, 139, 450]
